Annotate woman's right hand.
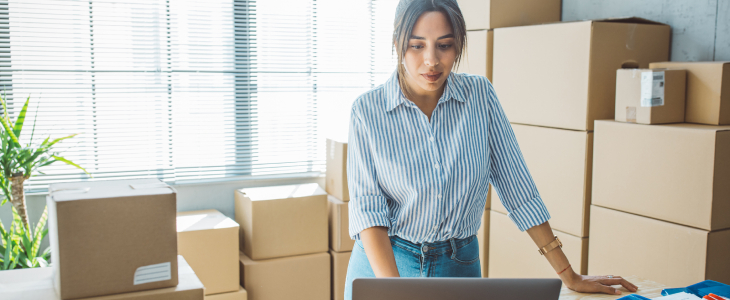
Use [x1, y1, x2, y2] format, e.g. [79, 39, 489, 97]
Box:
[360, 226, 400, 277]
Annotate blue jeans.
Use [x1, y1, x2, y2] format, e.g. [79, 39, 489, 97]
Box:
[344, 235, 481, 300]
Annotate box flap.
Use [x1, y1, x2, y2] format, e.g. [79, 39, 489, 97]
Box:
[49, 178, 174, 202]
[593, 17, 667, 26]
[237, 183, 326, 201]
[177, 209, 239, 232]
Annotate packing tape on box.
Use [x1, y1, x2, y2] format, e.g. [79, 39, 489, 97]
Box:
[133, 261, 172, 285]
[49, 187, 91, 194]
[129, 182, 170, 190]
[626, 106, 637, 123]
[626, 23, 637, 50]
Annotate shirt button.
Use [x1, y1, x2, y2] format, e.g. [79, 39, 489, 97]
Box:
[437, 194, 442, 198]
[429, 137, 435, 142]
[433, 163, 439, 169]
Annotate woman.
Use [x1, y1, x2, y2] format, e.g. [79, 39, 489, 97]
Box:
[344, 0, 638, 299]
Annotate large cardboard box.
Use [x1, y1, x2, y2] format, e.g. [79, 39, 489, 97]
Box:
[0, 256, 203, 300]
[493, 18, 671, 131]
[458, 0, 561, 30]
[205, 287, 247, 300]
[326, 139, 349, 201]
[177, 209, 240, 295]
[239, 251, 330, 300]
[589, 205, 730, 287]
[47, 179, 178, 299]
[489, 124, 593, 237]
[330, 250, 351, 300]
[649, 61, 730, 125]
[615, 68, 687, 124]
[328, 195, 354, 252]
[488, 210, 588, 278]
[456, 29, 493, 81]
[234, 183, 328, 260]
[592, 120, 730, 231]
[476, 209, 489, 277]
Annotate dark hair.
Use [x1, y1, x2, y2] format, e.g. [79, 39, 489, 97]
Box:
[393, 0, 467, 98]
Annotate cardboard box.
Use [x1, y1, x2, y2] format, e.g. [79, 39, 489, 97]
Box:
[489, 124, 593, 237]
[177, 209, 240, 295]
[205, 287, 247, 300]
[328, 195, 354, 252]
[47, 179, 178, 299]
[239, 251, 330, 300]
[589, 205, 730, 287]
[326, 139, 349, 201]
[488, 210, 588, 278]
[592, 120, 730, 231]
[456, 29, 493, 81]
[493, 18, 671, 131]
[0, 256, 203, 300]
[330, 250, 351, 300]
[234, 183, 328, 260]
[476, 209, 489, 277]
[649, 61, 730, 125]
[615, 68, 687, 124]
[458, 0, 561, 30]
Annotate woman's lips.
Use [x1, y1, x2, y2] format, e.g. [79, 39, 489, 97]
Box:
[421, 72, 442, 82]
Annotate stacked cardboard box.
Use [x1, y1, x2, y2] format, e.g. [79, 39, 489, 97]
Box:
[455, 0, 561, 82]
[177, 209, 246, 299]
[488, 18, 671, 278]
[326, 139, 353, 300]
[234, 183, 330, 300]
[0, 256, 204, 300]
[589, 119, 730, 287]
[46, 179, 200, 299]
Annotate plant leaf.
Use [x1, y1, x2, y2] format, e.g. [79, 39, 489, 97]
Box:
[51, 155, 90, 175]
[30, 206, 48, 258]
[12, 95, 29, 139]
[0, 115, 19, 147]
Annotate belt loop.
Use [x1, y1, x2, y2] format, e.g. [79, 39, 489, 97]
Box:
[449, 238, 458, 259]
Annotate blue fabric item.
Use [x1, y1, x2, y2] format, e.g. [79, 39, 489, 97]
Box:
[661, 281, 730, 298]
[344, 235, 481, 300]
[616, 295, 651, 300]
[347, 70, 551, 243]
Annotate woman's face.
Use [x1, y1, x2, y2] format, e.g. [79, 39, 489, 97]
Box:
[403, 11, 457, 97]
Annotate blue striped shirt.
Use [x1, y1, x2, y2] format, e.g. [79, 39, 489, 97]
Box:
[347, 70, 551, 243]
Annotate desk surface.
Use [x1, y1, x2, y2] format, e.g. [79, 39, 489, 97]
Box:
[560, 276, 668, 300]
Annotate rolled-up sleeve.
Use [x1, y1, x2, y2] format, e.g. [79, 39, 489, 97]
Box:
[486, 82, 551, 232]
[347, 105, 391, 240]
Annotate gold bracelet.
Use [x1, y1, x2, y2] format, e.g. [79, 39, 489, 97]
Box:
[537, 236, 562, 255]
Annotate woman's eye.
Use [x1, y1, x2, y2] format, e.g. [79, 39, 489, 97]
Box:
[410, 45, 423, 49]
[439, 44, 452, 49]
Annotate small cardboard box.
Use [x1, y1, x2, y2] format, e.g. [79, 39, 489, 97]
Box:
[493, 18, 671, 131]
[326, 139, 349, 201]
[490, 124, 593, 237]
[592, 120, 730, 231]
[477, 209, 489, 277]
[47, 179, 179, 299]
[235, 183, 328, 260]
[239, 251, 330, 300]
[456, 29, 493, 81]
[0, 256, 203, 300]
[615, 68, 687, 124]
[649, 61, 730, 125]
[458, 0, 561, 30]
[177, 209, 240, 295]
[589, 205, 730, 287]
[205, 287, 247, 300]
[488, 210, 588, 278]
[328, 195, 354, 252]
[330, 250, 351, 300]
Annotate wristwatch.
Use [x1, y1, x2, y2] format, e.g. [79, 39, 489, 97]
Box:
[538, 236, 562, 255]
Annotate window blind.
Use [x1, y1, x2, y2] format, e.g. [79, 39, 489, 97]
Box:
[1, 0, 398, 193]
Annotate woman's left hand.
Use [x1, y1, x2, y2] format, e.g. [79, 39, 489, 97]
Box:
[563, 272, 639, 295]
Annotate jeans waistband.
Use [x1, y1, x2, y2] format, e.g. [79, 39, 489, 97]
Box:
[390, 235, 476, 256]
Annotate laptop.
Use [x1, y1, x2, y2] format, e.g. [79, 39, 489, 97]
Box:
[352, 278, 563, 300]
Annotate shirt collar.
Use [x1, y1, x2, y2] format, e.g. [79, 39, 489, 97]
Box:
[384, 70, 468, 112]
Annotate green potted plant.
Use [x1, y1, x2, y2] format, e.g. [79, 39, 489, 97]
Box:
[0, 94, 88, 269]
